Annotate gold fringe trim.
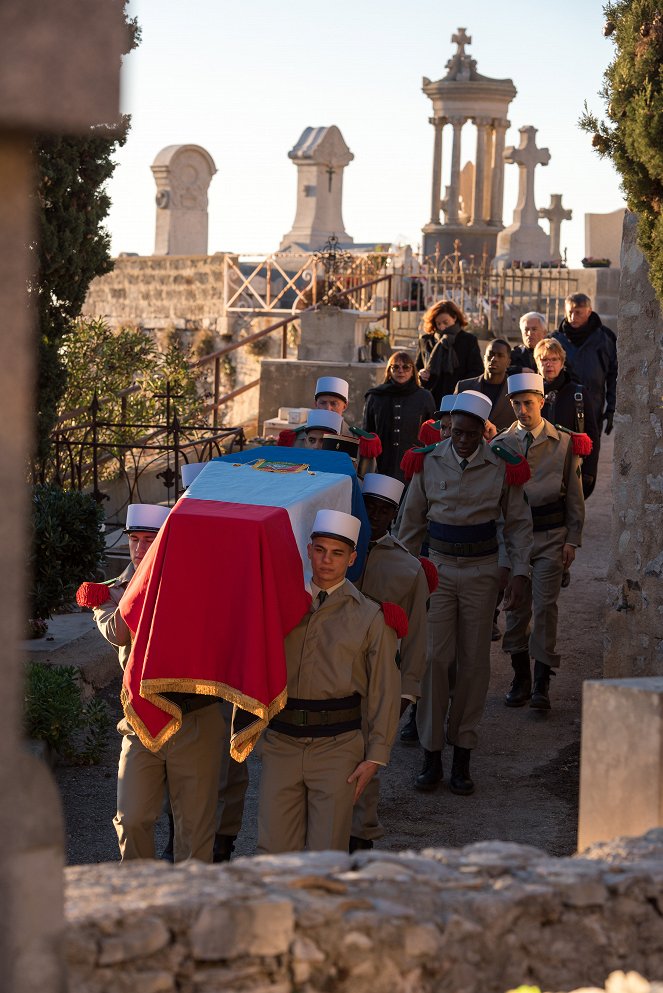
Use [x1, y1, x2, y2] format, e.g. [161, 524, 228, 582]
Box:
[121, 680, 288, 761]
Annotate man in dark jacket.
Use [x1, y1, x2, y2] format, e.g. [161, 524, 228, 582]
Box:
[551, 294, 617, 459]
[455, 338, 514, 433]
[511, 312, 547, 373]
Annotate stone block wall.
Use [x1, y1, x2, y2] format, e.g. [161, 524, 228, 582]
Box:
[81, 254, 291, 429]
[65, 831, 663, 993]
[604, 213, 663, 677]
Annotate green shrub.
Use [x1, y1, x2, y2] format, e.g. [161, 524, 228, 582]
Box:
[24, 663, 111, 765]
[30, 484, 106, 620]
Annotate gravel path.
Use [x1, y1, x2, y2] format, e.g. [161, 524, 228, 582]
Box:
[56, 435, 613, 864]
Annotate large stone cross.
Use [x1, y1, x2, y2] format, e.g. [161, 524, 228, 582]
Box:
[539, 193, 572, 260]
[504, 125, 550, 227]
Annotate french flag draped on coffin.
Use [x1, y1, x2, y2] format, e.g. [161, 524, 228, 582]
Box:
[120, 448, 363, 761]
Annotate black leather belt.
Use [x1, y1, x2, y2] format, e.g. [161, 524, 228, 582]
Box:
[270, 693, 362, 738]
[163, 692, 218, 716]
[531, 499, 566, 532]
[428, 536, 498, 557]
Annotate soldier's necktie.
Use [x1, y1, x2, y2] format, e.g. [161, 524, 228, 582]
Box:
[317, 590, 328, 607]
[525, 431, 534, 454]
[460, 458, 468, 470]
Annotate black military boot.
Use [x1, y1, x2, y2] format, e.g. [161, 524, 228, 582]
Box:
[400, 703, 419, 745]
[212, 833, 237, 863]
[349, 836, 374, 853]
[530, 661, 553, 711]
[160, 810, 175, 862]
[505, 650, 532, 707]
[449, 746, 474, 796]
[415, 749, 443, 791]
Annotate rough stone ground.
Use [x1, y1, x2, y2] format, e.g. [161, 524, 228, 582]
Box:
[55, 436, 613, 865]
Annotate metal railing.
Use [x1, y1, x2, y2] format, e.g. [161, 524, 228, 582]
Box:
[42, 385, 245, 513]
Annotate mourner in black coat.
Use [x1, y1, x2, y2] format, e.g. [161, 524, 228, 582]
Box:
[534, 338, 600, 498]
[455, 338, 514, 433]
[363, 351, 435, 481]
[417, 300, 483, 407]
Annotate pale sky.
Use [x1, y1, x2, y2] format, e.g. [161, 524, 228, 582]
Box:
[107, 0, 624, 267]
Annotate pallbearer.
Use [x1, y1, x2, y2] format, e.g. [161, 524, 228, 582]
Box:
[350, 473, 431, 850]
[257, 509, 401, 854]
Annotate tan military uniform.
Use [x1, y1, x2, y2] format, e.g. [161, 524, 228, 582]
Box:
[93, 565, 227, 862]
[92, 563, 134, 670]
[496, 419, 584, 668]
[351, 535, 430, 839]
[257, 580, 400, 853]
[398, 438, 533, 751]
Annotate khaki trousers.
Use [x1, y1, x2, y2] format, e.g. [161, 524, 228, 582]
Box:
[417, 551, 499, 752]
[216, 700, 249, 837]
[502, 529, 565, 668]
[114, 701, 225, 862]
[257, 728, 364, 853]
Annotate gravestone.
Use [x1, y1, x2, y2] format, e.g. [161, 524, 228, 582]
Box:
[494, 125, 551, 267]
[279, 126, 354, 251]
[539, 193, 572, 261]
[152, 144, 217, 255]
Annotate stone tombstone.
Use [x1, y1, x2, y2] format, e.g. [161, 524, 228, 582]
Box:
[0, 2, 125, 990]
[297, 308, 377, 364]
[494, 125, 551, 266]
[585, 207, 626, 265]
[604, 211, 663, 679]
[152, 144, 217, 255]
[279, 126, 354, 251]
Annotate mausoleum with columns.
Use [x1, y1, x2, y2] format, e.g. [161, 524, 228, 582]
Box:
[422, 28, 516, 259]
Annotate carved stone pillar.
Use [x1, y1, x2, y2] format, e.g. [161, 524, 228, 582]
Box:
[429, 117, 445, 224]
[489, 118, 509, 226]
[472, 117, 490, 225]
[447, 117, 464, 225]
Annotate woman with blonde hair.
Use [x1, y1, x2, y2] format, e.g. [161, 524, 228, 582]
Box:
[417, 300, 483, 406]
[363, 350, 435, 481]
[534, 337, 599, 498]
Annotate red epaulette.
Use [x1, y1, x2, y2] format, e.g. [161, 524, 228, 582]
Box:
[400, 443, 437, 481]
[381, 601, 408, 638]
[491, 444, 531, 485]
[418, 556, 439, 594]
[350, 426, 382, 458]
[76, 581, 114, 608]
[555, 424, 593, 456]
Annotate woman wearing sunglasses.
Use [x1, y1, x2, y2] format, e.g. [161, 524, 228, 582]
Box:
[363, 351, 436, 481]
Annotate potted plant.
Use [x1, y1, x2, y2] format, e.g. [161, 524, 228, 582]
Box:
[365, 324, 389, 362]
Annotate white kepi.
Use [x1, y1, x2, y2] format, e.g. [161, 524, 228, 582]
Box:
[124, 503, 170, 533]
[452, 390, 492, 423]
[311, 509, 361, 549]
[300, 409, 343, 434]
[437, 395, 456, 414]
[506, 372, 545, 396]
[314, 376, 349, 403]
[181, 462, 206, 488]
[362, 472, 405, 507]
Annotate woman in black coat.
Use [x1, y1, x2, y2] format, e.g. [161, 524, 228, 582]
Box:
[363, 351, 436, 481]
[534, 337, 599, 499]
[417, 300, 483, 407]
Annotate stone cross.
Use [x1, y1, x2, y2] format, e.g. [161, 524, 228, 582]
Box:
[452, 27, 471, 56]
[504, 125, 550, 227]
[539, 193, 572, 260]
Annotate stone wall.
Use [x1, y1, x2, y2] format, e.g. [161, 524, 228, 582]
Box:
[604, 213, 663, 677]
[65, 830, 663, 993]
[81, 254, 291, 429]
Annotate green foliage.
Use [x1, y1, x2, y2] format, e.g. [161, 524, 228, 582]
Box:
[31, 484, 106, 619]
[24, 663, 111, 765]
[59, 317, 208, 427]
[34, 1, 140, 466]
[580, 3, 663, 302]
